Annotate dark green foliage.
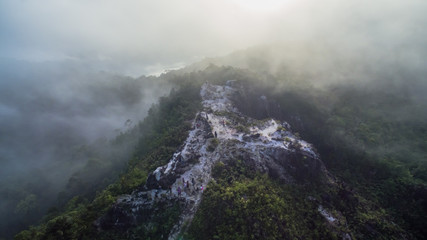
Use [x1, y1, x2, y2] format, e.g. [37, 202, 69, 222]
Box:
[0, 73, 171, 239]
[127, 81, 202, 190]
[15, 66, 257, 240]
[187, 161, 338, 240]
[13, 65, 426, 239]
[207, 138, 219, 152]
[15, 79, 202, 240]
[187, 148, 407, 239]
[0, 173, 54, 240]
[234, 77, 427, 239]
[98, 202, 182, 240]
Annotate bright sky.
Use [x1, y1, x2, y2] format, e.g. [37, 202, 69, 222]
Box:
[232, 0, 294, 13]
[0, 0, 426, 76]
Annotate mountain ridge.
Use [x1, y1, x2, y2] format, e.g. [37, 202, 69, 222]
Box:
[14, 64, 425, 239]
[97, 81, 371, 239]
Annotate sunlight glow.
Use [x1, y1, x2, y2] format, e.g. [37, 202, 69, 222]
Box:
[231, 0, 293, 13]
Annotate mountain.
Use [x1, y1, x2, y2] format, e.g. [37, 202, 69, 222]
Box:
[97, 81, 332, 238]
[14, 59, 426, 239]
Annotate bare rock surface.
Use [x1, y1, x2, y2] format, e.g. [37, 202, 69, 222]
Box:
[97, 81, 334, 239]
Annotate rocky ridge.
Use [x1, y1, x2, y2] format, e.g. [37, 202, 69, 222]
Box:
[97, 81, 340, 239]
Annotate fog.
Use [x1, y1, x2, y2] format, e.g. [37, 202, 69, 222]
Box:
[1, 0, 426, 76]
[0, 59, 169, 177]
[0, 59, 171, 238]
[1, 0, 427, 238]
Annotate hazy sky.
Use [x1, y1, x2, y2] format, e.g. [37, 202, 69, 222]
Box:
[0, 0, 291, 76]
[0, 0, 426, 173]
[1, 1, 427, 237]
[1, 0, 424, 76]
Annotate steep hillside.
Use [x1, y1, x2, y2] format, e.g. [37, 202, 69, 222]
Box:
[97, 81, 338, 239]
[14, 66, 425, 239]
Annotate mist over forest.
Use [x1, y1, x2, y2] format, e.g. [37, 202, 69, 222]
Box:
[0, 59, 172, 237]
[0, 60, 168, 175]
[1, 0, 426, 239]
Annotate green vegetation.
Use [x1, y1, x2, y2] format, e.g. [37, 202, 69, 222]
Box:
[97, 201, 182, 240]
[15, 78, 202, 240]
[188, 178, 337, 240]
[207, 138, 219, 152]
[276, 125, 287, 132]
[235, 76, 427, 239]
[14, 65, 260, 239]
[185, 151, 406, 239]
[187, 160, 338, 239]
[13, 65, 426, 239]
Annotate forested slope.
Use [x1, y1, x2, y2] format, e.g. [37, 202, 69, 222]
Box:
[14, 64, 426, 239]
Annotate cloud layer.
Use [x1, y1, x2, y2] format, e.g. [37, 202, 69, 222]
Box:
[1, 0, 427, 237]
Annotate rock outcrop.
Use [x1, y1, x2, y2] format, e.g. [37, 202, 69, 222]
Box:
[97, 81, 335, 239]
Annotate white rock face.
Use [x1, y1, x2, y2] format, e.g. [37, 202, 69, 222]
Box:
[98, 82, 327, 239]
[318, 205, 337, 223]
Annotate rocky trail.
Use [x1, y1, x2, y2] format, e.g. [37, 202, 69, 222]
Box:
[98, 81, 339, 239]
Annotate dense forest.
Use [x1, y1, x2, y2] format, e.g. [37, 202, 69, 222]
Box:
[234, 73, 427, 239]
[2, 0, 426, 239]
[9, 64, 427, 239]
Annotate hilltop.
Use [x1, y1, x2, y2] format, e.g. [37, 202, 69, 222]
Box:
[14, 64, 426, 239]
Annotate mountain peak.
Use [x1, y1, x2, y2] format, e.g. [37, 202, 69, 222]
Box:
[96, 81, 335, 239]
